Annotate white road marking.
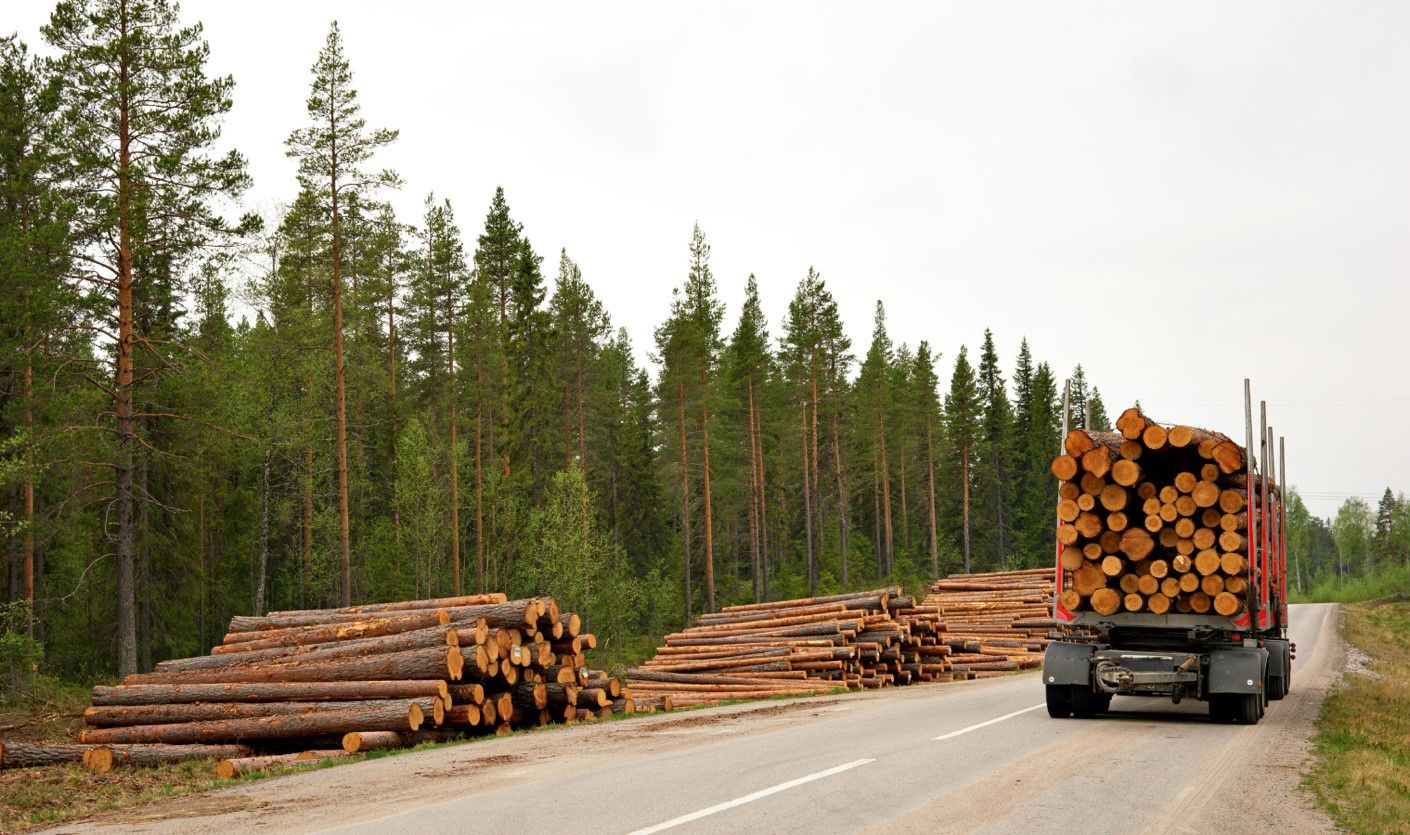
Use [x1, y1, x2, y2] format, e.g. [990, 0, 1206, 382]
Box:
[626, 758, 876, 834]
[932, 703, 1045, 741]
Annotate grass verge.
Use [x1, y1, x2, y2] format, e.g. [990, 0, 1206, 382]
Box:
[1306, 600, 1410, 834]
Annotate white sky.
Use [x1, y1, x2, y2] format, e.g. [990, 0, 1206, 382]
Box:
[10, 1, 1410, 519]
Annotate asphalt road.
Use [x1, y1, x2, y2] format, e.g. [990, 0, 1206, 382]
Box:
[56, 603, 1342, 835]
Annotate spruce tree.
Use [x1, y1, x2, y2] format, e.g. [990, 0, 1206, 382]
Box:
[856, 302, 895, 577]
[1088, 386, 1112, 431]
[44, 0, 250, 672]
[724, 275, 773, 601]
[911, 342, 943, 576]
[286, 21, 398, 605]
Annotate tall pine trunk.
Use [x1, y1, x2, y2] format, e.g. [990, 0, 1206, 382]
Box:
[23, 321, 34, 637]
[831, 412, 848, 585]
[677, 380, 692, 623]
[801, 405, 815, 596]
[746, 378, 761, 603]
[255, 447, 270, 616]
[809, 365, 820, 594]
[926, 417, 938, 577]
[114, 26, 138, 675]
[329, 127, 352, 606]
[446, 292, 460, 595]
[700, 371, 715, 613]
[899, 435, 910, 556]
[474, 374, 484, 594]
[961, 440, 972, 574]
[386, 265, 399, 540]
[880, 412, 894, 576]
[754, 393, 770, 602]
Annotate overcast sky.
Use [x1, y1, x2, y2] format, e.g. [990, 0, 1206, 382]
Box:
[10, 0, 1410, 519]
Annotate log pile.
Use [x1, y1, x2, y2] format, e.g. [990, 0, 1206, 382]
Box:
[922, 569, 1053, 676]
[1051, 407, 1259, 618]
[626, 587, 961, 708]
[1, 593, 633, 774]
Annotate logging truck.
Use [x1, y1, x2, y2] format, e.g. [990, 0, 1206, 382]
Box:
[1042, 381, 1293, 725]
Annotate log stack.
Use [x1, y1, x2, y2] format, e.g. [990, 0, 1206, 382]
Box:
[0, 593, 633, 774]
[922, 569, 1053, 676]
[1051, 407, 1260, 618]
[626, 587, 961, 707]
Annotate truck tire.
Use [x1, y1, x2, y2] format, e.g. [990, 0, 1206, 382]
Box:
[1093, 692, 1113, 713]
[1268, 674, 1286, 701]
[1070, 686, 1102, 718]
[1046, 684, 1072, 718]
[1234, 692, 1261, 725]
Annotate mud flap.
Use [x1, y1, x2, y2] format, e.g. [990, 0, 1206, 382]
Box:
[1207, 646, 1268, 695]
[1043, 641, 1095, 687]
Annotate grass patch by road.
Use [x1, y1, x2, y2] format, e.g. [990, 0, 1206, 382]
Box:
[1306, 600, 1410, 834]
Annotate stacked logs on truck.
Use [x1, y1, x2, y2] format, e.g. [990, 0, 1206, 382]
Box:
[922, 568, 1054, 677]
[0, 594, 634, 774]
[626, 587, 959, 708]
[1051, 407, 1264, 618]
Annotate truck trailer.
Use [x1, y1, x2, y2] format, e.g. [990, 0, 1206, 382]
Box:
[1042, 381, 1291, 724]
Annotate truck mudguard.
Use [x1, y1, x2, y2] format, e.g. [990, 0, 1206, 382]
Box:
[1207, 646, 1268, 694]
[1265, 638, 1290, 682]
[1043, 641, 1095, 686]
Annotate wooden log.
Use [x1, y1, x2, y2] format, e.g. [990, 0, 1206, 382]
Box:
[1189, 592, 1212, 614]
[1110, 459, 1142, 487]
[82, 743, 253, 773]
[216, 749, 349, 779]
[1211, 440, 1244, 474]
[1059, 481, 1080, 500]
[269, 594, 506, 618]
[1100, 556, 1124, 577]
[341, 731, 410, 753]
[121, 647, 464, 686]
[1213, 592, 1242, 616]
[1058, 589, 1081, 612]
[1220, 553, 1247, 576]
[91, 680, 449, 707]
[1081, 444, 1116, 479]
[1119, 574, 1139, 594]
[1179, 573, 1201, 593]
[1058, 525, 1080, 546]
[1147, 594, 1171, 615]
[1137, 575, 1159, 596]
[1064, 428, 1097, 458]
[1123, 593, 1144, 612]
[1194, 550, 1221, 576]
[1144, 515, 1162, 533]
[1099, 531, 1122, 554]
[1174, 517, 1195, 538]
[1075, 512, 1103, 539]
[1080, 473, 1105, 495]
[1174, 472, 1198, 494]
[1225, 576, 1248, 595]
[1158, 528, 1179, 548]
[1218, 531, 1245, 553]
[85, 698, 439, 728]
[1201, 574, 1225, 596]
[78, 703, 425, 745]
[1192, 481, 1220, 508]
[1142, 424, 1168, 450]
[231, 599, 538, 633]
[544, 683, 579, 708]
[1219, 489, 1246, 514]
[511, 682, 547, 710]
[445, 704, 482, 727]
[1077, 494, 1096, 512]
[1119, 528, 1154, 561]
[1171, 554, 1192, 573]
[1072, 563, 1107, 596]
[1051, 455, 1079, 481]
[1089, 588, 1121, 616]
[0, 742, 101, 769]
[166, 624, 459, 673]
[216, 611, 451, 651]
[1099, 485, 1128, 512]
[1116, 407, 1150, 440]
[1159, 577, 1180, 598]
[1193, 527, 1217, 551]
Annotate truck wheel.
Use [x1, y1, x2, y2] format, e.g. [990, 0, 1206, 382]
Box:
[1070, 686, 1099, 718]
[1234, 693, 1261, 725]
[1046, 684, 1072, 718]
[1208, 694, 1231, 723]
[1268, 674, 1286, 701]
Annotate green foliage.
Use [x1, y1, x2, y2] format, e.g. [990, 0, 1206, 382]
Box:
[0, 600, 43, 698]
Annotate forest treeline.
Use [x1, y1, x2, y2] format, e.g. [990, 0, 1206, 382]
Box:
[2, 3, 1405, 682]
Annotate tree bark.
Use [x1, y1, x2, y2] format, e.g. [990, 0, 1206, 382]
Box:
[677, 380, 692, 623]
[328, 73, 352, 607]
[85, 699, 434, 728]
[121, 646, 464, 686]
[746, 377, 761, 603]
[267, 593, 505, 618]
[832, 411, 848, 585]
[114, 4, 137, 676]
[926, 416, 938, 576]
[82, 744, 253, 773]
[700, 371, 715, 613]
[387, 247, 399, 539]
[447, 287, 460, 595]
[880, 410, 894, 576]
[255, 448, 271, 616]
[79, 701, 426, 743]
[801, 405, 815, 596]
[961, 439, 972, 573]
[92, 680, 449, 707]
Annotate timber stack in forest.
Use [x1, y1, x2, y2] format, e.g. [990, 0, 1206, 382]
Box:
[922, 569, 1053, 675]
[1050, 406, 1261, 618]
[627, 586, 961, 708]
[0, 594, 635, 774]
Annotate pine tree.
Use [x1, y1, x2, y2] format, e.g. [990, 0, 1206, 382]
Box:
[975, 329, 1013, 569]
[285, 21, 398, 606]
[1088, 386, 1111, 432]
[856, 302, 895, 577]
[471, 187, 521, 479]
[723, 275, 773, 601]
[1069, 365, 1090, 429]
[943, 347, 981, 573]
[44, 0, 250, 673]
[911, 342, 943, 577]
[550, 250, 609, 479]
